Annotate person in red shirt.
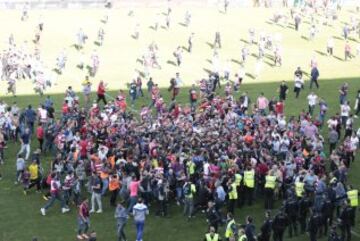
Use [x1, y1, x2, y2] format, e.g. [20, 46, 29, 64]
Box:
[62, 100, 69, 115]
[77, 199, 90, 240]
[275, 100, 284, 116]
[36, 124, 44, 152]
[344, 41, 352, 61]
[96, 80, 107, 105]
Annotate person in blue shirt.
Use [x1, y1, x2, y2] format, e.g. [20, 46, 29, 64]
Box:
[310, 66, 320, 89]
[24, 105, 37, 132]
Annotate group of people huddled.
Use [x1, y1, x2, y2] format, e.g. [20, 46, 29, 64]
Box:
[0, 1, 360, 241]
[0, 67, 358, 241]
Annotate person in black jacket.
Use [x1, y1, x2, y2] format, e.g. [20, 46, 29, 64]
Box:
[339, 201, 353, 241]
[258, 211, 272, 241]
[298, 193, 312, 234]
[272, 208, 288, 241]
[206, 201, 221, 232]
[307, 209, 321, 241]
[284, 196, 298, 237]
[244, 216, 256, 241]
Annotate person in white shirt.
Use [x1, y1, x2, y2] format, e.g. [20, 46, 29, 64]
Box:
[307, 92, 318, 116]
[326, 37, 334, 56]
[340, 101, 351, 128]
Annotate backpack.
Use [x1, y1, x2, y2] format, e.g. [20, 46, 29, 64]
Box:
[183, 183, 191, 196]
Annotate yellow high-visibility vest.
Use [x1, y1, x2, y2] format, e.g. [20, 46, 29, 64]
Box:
[265, 175, 276, 189]
[205, 233, 219, 241]
[238, 234, 247, 241]
[187, 161, 195, 175]
[225, 219, 236, 238]
[235, 173, 242, 186]
[229, 183, 238, 200]
[244, 170, 255, 188]
[347, 190, 358, 207]
[295, 182, 305, 197]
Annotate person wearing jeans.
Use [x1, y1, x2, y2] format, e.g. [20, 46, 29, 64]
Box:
[18, 128, 31, 160]
[90, 172, 103, 213]
[41, 173, 70, 215]
[133, 198, 149, 241]
[115, 203, 128, 241]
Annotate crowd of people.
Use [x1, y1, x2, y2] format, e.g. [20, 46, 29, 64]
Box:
[0, 1, 360, 241]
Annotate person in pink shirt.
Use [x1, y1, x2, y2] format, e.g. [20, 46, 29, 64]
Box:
[256, 92, 269, 115]
[128, 175, 141, 212]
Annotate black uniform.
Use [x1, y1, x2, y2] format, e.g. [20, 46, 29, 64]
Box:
[298, 195, 311, 233]
[206, 205, 221, 231]
[258, 217, 272, 241]
[339, 206, 353, 241]
[307, 212, 321, 241]
[284, 198, 298, 237]
[272, 211, 288, 241]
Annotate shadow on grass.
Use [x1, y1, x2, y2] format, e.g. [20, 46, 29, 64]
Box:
[203, 68, 212, 75]
[231, 59, 242, 65]
[333, 35, 343, 41]
[240, 38, 249, 44]
[245, 73, 255, 79]
[166, 60, 177, 66]
[315, 50, 327, 56]
[301, 35, 309, 41]
[205, 42, 214, 49]
[333, 56, 344, 61]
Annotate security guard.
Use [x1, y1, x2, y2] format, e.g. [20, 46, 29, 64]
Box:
[295, 177, 305, 199]
[204, 226, 222, 241]
[346, 185, 358, 227]
[234, 169, 243, 208]
[225, 212, 237, 241]
[238, 228, 247, 241]
[186, 160, 196, 180]
[264, 171, 276, 209]
[227, 178, 238, 215]
[183, 179, 196, 219]
[243, 166, 255, 206]
[258, 211, 272, 241]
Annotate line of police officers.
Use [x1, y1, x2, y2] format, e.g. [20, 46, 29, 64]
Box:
[203, 169, 359, 241]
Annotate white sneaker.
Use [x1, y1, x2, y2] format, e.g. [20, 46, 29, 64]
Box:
[96, 209, 103, 213]
[354, 115, 358, 119]
[62, 208, 70, 213]
[40, 208, 46, 216]
[89, 209, 95, 213]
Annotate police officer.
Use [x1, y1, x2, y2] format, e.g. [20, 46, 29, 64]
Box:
[307, 209, 322, 241]
[227, 178, 238, 215]
[284, 195, 298, 238]
[298, 192, 311, 234]
[272, 208, 288, 241]
[328, 225, 341, 241]
[243, 166, 255, 206]
[207, 201, 221, 232]
[258, 211, 272, 241]
[339, 200, 353, 241]
[225, 212, 237, 241]
[204, 226, 222, 241]
[264, 171, 276, 209]
[322, 193, 334, 236]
